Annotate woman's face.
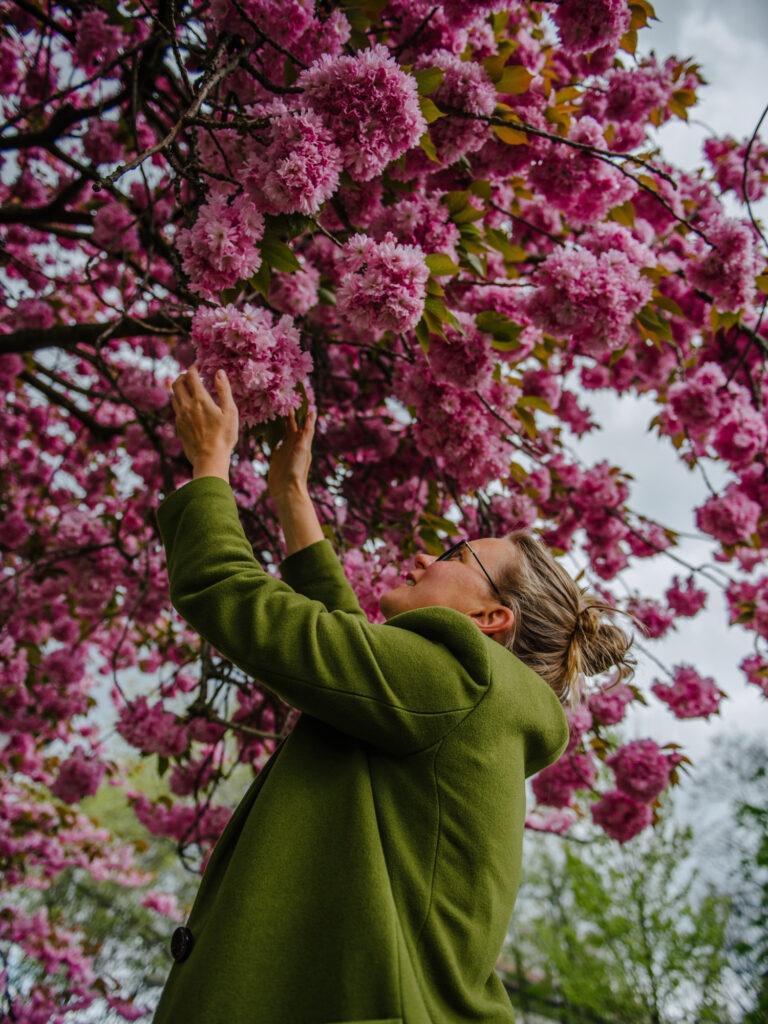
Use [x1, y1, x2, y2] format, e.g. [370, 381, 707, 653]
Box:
[379, 538, 514, 623]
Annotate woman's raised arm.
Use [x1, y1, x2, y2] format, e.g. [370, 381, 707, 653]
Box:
[267, 408, 324, 555]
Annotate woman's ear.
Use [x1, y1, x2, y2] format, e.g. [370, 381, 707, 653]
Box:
[471, 605, 515, 639]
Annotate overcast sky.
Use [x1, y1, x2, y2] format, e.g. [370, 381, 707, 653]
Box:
[573, 0, 768, 762]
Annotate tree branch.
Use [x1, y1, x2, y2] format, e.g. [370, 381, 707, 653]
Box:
[0, 314, 190, 356]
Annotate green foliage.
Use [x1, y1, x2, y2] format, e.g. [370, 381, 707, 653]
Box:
[8, 766, 198, 1013]
[503, 819, 734, 1023]
[732, 763, 768, 1023]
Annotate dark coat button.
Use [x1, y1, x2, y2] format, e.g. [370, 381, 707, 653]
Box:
[170, 926, 194, 963]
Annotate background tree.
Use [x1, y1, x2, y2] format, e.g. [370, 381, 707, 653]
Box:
[502, 818, 734, 1023]
[685, 735, 768, 1023]
[1, 0, 767, 1017]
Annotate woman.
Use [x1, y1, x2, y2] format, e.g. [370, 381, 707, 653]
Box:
[154, 367, 634, 1024]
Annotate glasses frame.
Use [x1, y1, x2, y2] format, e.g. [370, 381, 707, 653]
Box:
[436, 539, 510, 607]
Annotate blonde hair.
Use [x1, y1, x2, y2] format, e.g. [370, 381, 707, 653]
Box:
[496, 531, 636, 706]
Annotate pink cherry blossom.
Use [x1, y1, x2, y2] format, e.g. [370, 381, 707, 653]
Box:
[177, 192, 265, 299]
[705, 135, 768, 203]
[591, 789, 654, 843]
[565, 704, 593, 752]
[625, 597, 675, 639]
[651, 665, 724, 719]
[666, 361, 729, 436]
[426, 313, 494, 389]
[336, 233, 429, 335]
[50, 747, 106, 805]
[665, 576, 707, 617]
[531, 752, 596, 808]
[75, 8, 129, 70]
[371, 193, 460, 260]
[607, 739, 675, 802]
[244, 105, 343, 216]
[588, 680, 634, 725]
[687, 218, 758, 313]
[695, 484, 761, 547]
[525, 807, 578, 835]
[91, 201, 139, 254]
[116, 697, 188, 758]
[552, 0, 631, 55]
[299, 45, 426, 181]
[190, 303, 313, 427]
[712, 403, 768, 467]
[417, 50, 496, 162]
[528, 119, 636, 227]
[527, 244, 653, 356]
[210, 0, 314, 46]
[268, 263, 321, 317]
[727, 577, 768, 640]
[740, 653, 768, 697]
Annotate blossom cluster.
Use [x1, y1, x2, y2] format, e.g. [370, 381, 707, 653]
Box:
[191, 304, 313, 426]
[651, 665, 724, 719]
[177, 192, 265, 298]
[337, 233, 429, 335]
[591, 739, 680, 843]
[299, 44, 426, 181]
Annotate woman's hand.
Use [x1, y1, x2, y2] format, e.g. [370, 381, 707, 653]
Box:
[268, 410, 324, 555]
[267, 409, 317, 504]
[170, 366, 239, 480]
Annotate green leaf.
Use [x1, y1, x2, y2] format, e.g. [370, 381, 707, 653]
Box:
[425, 253, 461, 276]
[419, 131, 441, 164]
[492, 123, 529, 146]
[419, 527, 445, 556]
[294, 384, 310, 429]
[460, 252, 486, 276]
[470, 180, 493, 200]
[514, 403, 537, 440]
[654, 293, 685, 318]
[610, 200, 636, 228]
[260, 233, 302, 273]
[269, 212, 313, 239]
[444, 190, 470, 215]
[476, 311, 524, 344]
[249, 260, 271, 298]
[413, 66, 444, 96]
[424, 295, 461, 330]
[452, 203, 485, 225]
[496, 65, 532, 96]
[518, 395, 553, 414]
[419, 95, 445, 123]
[636, 305, 673, 342]
[415, 317, 430, 353]
[425, 276, 445, 296]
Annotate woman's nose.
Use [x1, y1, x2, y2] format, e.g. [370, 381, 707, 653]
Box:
[414, 552, 437, 570]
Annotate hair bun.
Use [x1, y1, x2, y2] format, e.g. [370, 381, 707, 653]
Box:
[574, 603, 602, 638]
[573, 602, 635, 681]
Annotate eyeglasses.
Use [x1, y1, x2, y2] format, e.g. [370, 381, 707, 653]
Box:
[436, 539, 509, 606]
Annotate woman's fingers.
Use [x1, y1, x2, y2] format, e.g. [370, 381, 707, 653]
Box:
[214, 369, 234, 410]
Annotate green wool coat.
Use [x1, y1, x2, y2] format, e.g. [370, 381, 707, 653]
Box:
[154, 477, 568, 1024]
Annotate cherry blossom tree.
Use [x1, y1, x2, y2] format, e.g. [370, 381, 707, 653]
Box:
[1, 0, 767, 1017]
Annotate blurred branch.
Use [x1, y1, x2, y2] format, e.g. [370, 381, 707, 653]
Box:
[0, 314, 190, 356]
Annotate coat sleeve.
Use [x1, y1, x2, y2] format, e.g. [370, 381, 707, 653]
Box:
[279, 540, 367, 618]
[157, 477, 492, 756]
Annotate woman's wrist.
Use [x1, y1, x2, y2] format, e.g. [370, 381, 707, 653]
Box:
[271, 481, 311, 512]
[192, 449, 231, 481]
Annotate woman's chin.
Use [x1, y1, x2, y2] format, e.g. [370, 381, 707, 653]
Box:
[379, 584, 410, 619]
